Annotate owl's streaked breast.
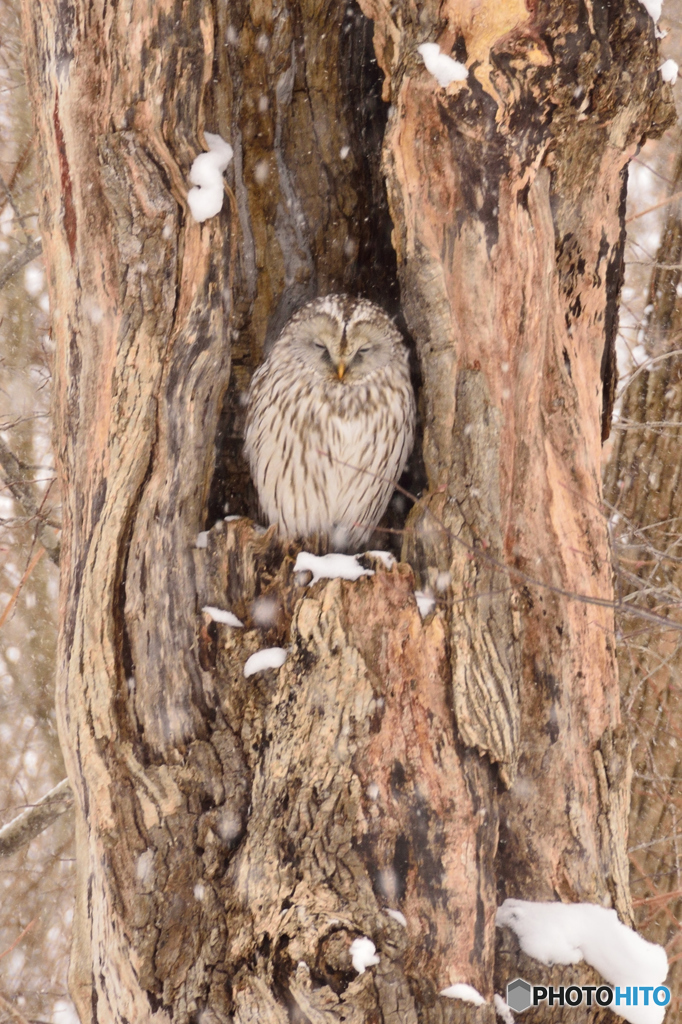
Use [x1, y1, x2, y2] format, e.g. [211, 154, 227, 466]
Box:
[244, 295, 416, 550]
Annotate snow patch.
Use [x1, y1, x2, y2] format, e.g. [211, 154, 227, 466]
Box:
[188, 132, 233, 223]
[195, 531, 209, 548]
[294, 551, 374, 586]
[386, 908, 407, 928]
[244, 647, 287, 677]
[349, 936, 380, 974]
[415, 590, 436, 617]
[418, 43, 468, 88]
[440, 984, 486, 1006]
[202, 605, 244, 628]
[660, 58, 678, 84]
[496, 899, 668, 1024]
[494, 994, 515, 1024]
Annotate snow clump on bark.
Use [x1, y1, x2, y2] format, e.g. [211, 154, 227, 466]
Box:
[659, 58, 678, 83]
[349, 936, 380, 974]
[496, 899, 669, 1024]
[188, 132, 233, 222]
[418, 43, 468, 87]
[244, 647, 288, 677]
[439, 983, 486, 1005]
[294, 551, 374, 585]
[202, 606, 244, 627]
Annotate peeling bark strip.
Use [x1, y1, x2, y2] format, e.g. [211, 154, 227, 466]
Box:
[22, 0, 673, 1021]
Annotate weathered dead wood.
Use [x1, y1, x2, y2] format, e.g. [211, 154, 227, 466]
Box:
[195, 521, 498, 1023]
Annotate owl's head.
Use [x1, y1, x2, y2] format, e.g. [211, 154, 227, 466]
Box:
[280, 295, 404, 384]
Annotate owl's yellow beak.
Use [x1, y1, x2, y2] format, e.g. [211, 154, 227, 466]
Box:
[336, 361, 346, 380]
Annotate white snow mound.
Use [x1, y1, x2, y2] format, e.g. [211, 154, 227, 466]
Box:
[496, 899, 669, 1024]
[202, 606, 243, 627]
[244, 647, 287, 677]
[440, 983, 486, 1006]
[494, 994, 515, 1024]
[418, 43, 468, 88]
[415, 590, 436, 618]
[349, 936, 380, 974]
[660, 58, 678, 83]
[188, 132, 233, 222]
[294, 551, 374, 586]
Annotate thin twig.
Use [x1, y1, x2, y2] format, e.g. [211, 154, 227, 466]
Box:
[0, 547, 46, 629]
[0, 237, 43, 292]
[0, 779, 74, 858]
[626, 189, 682, 223]
[615, 349, 682, 400]
[0, 169, 31, 239]
[0, 436, 59, 564]
[0, 920, 36, 962]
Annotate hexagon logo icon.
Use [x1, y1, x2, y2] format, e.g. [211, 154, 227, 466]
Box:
[507, 978, 532, 1013]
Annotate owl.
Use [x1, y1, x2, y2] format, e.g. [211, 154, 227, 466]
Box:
[244, 295, 416, 550]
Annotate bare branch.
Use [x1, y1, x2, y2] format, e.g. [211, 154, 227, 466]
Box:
[0, 169, 31, 238]
[0, 436, 59, 564]
[0, 919, 35, 962]
[0, 779, 73, 858]
[0, 546, 46, 628]
[626, 189, 682, 224]
[0, 237, 43, 292]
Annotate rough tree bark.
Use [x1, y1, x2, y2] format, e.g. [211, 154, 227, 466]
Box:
[21, 1, 673, 1022]
[604, 148, 682, 1012]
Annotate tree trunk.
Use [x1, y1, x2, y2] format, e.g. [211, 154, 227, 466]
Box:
[603, 148, 682, 1012]
[21, 0, 673, 1022]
